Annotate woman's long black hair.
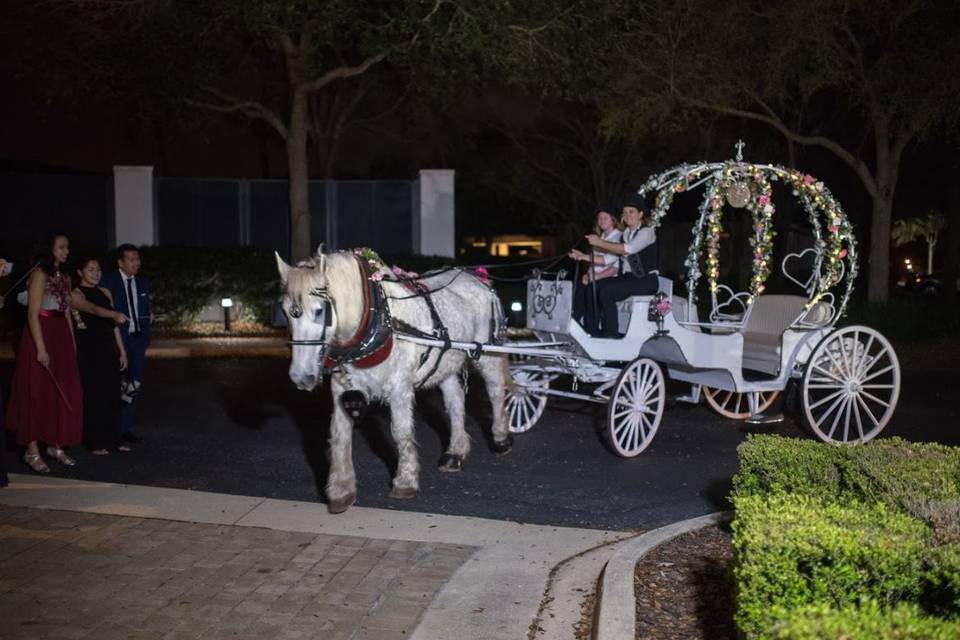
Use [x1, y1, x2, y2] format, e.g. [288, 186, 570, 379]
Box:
[31, 232, 67, 276]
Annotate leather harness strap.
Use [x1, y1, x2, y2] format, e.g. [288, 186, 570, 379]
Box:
[323, 255, 394, 370]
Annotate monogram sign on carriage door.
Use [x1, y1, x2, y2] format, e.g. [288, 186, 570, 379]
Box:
[526, 272, 573, 333]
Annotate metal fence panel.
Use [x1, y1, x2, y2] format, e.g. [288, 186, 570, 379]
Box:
[155, 178, 416, 254]
[156, 178, 243, 247]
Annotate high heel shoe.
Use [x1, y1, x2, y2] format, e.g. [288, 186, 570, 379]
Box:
[46, 447, 76, 466]
[23, 452, 50, 473]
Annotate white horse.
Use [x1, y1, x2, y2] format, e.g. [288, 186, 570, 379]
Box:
[276, 248, 513, 513]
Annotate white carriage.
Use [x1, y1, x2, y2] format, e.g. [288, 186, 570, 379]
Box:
[502, 149, 901, 457]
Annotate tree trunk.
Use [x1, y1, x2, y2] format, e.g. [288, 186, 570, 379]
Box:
[867, 192, 894, 304]
[288, 87, 311, 262]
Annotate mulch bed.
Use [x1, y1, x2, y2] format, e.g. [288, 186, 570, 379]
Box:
[634, 525, 736, 640]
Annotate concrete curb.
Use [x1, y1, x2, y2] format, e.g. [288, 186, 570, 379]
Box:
[593, 510, 732, 640]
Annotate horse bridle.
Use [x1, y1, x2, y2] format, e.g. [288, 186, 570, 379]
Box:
[287, 286, 334, 348]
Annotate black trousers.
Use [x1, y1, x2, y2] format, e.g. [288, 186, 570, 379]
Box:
[573, 279, 601, 326]
[590, 273, 660, 337]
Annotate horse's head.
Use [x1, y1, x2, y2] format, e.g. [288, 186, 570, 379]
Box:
[276, 247, 337, 391]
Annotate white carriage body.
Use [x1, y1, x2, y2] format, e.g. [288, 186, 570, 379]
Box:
[526, 274, 830, 395]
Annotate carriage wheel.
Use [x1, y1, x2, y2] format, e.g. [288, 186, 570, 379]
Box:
[701, 386, 780, 420]
[801, 326, 900, 444]
[606, 358, 665, 457]
[504, 368, 551, 434]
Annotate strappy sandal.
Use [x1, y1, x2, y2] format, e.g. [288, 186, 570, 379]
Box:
[46, 447, 77, 466]
[23, 452, 50, 473]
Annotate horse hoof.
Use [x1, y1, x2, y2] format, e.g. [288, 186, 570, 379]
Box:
[327, 493, 356, 514]
[438, 454, 463, 472]
[389, 486, 418, 500]
[492, 435, 514, 456]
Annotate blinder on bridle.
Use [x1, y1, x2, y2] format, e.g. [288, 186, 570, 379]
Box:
[287, 286, 334, 347]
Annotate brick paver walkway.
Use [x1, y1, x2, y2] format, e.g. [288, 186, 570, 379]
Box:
[0, 505, 475, 640]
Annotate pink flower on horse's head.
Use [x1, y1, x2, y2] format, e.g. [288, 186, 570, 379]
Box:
[370, 271, 384, 282]
[804, 174, 814, 185]
[392, 265, 404, 275]
[473, 266, 489, 283]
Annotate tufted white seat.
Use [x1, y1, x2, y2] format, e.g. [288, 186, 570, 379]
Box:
[740, 295, 812, 374]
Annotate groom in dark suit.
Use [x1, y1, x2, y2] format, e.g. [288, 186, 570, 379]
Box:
[102, 244, 151, 443]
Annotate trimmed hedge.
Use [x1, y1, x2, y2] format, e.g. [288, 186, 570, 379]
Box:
[137, 246, 280, 326]
[732, 493, 929, 638]
[925, 544, 960, 618]
[767, 600, 960, 640]
[134, 247, 460, 329]
[731, 435, 960, 514]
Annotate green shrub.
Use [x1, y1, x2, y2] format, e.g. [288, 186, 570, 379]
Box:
[924, 544, 960, 619]
[731, 435, 843, 499]
[733, 493, 929, 638]
[767, 600, 960, 639]
[732, 435, 960, 515]
[844, 440, 960, 514]
[137, 246, 281, 326]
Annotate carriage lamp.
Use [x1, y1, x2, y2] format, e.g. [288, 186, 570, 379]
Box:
[221, 297, 234, 332]
[510, 301, 522, 312]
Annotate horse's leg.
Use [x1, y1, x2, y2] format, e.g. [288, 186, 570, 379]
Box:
[327, 382, 357, 514]
[438, 374, 470, 472]
[476, 355, 513, 455]
[388, 388, 420, 499]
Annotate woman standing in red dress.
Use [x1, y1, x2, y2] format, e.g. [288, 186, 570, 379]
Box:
[5, 234, 83, 472]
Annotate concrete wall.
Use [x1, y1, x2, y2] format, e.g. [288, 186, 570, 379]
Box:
[416, 169, 455, 258]
[113, 166, 155, 247]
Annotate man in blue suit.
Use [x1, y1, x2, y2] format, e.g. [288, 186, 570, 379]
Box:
[102, 244, 151, 443]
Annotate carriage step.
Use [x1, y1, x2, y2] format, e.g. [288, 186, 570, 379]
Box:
[744, 412, 784, 425]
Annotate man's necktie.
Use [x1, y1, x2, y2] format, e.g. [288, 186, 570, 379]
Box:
[126, 277, 141, 333]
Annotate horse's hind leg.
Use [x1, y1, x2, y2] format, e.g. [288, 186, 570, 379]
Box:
[388, 388, 420, 499]
[438, 374, 470, 472]
[327, 384, 357, 514]
[476, 355, 513, 455]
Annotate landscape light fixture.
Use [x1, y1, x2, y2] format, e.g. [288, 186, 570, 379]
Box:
[221, 297, 234, 331]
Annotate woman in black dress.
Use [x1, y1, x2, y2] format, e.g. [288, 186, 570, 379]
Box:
[70, 257, 129, 455]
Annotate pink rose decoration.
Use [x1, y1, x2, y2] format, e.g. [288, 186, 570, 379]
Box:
[473, 266, 490, 284]
[828, 225, 838, 234]
[371, 271, 384, 282]
[757, 195, 770, 206]
[838, 249, 848, 258]
[392, 265, 403, 275]
[804, 174, 814, 185]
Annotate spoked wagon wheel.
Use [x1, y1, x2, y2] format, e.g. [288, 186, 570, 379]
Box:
[606, 358, 665, 457]
[801, 326, 900, 444]
[701, 386, 779, 420]
[504, 361, 552, 434]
